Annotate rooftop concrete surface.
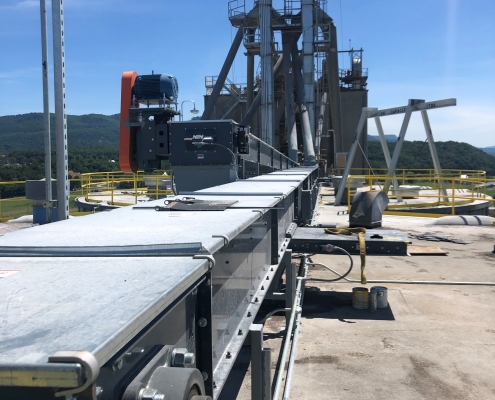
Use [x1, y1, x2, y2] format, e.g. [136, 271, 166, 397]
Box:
[226, 189, 495, 400]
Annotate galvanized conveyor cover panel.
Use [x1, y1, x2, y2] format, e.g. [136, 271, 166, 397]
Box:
[0, 171, 311, 255]
[0, 256, 208, 366]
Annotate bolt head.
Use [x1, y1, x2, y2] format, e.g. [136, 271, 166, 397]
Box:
[172, 348, 195, 367]
[198, 317, 207, 328]
[202, 371, 209, 381]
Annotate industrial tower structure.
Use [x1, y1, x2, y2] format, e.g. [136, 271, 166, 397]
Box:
[202, 0, 369, 172]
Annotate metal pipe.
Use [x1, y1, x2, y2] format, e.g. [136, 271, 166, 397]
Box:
[301, 0, 315, 139]
[52, 0, 69, 221]
[260, 0, 274, 146]
[315, 92, 328, 157]
[291, 43, 316, 165]
[282, 260, 309, 400]
[245, 26, 256, 110]
[40, 0, 52, 224]
[272, 256, 308, 400]
[241, 55, 284, 127]
[202, 28, 244, 120]
[282, 33, 298, 162]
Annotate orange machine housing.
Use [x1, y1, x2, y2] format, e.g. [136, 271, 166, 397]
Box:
[119, 71, 139, 173]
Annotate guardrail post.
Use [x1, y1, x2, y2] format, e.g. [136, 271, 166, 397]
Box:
[134, 174, 138, 205]
[451, 178, 455, 215]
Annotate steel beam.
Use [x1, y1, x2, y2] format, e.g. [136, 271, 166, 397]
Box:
[334, 107, 371, 206]
[421, 110, 449, 201]
[40, 0, 52, 224]
[202, 28, 244, 120]
[374, 117, 392, 168]
[51, 0, 69, 221]
[367, 98, 456, 118]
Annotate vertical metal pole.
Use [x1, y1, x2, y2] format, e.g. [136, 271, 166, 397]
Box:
[283, 250, 294, 328]
[247, 53, 254, 108]
[40, 0, 52, 223]
[251, 324, 263, 400]
[246, 27, 255, 110]
[282, 34, 298, 162]
[251, 324, 271, 400]
[196, 272, 213, 397]
[52, 0, 69, 221]
[302, 0, 315, 139]
[260, 0, 274, 146]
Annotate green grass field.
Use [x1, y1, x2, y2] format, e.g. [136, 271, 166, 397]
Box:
[0, 194, 83, 221]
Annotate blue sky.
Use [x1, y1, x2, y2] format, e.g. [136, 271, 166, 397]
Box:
[1, 0, 494, 147]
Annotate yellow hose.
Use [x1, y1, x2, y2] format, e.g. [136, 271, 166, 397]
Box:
[324, 227, 367, 284]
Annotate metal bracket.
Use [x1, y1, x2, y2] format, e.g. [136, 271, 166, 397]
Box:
[43, 200, 57, 208]
[193, 254, 216, 270]
[48, 351, 100, 397]
[212, 234, 229, 247]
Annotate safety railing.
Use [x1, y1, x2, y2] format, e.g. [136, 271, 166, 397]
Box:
[345, 170, 495, 216]
[79, 170, 174, 206]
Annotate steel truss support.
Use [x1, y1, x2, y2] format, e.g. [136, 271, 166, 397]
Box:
[334, 98, 456, 206]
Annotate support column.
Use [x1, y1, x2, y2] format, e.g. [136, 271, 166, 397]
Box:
[421, 110, 448, 201]
[334, 108, 369, 206]
[302, 0, 315, 140]
[40, 0, 52, 223]
[250, 324, 271, 400]
[374, 117, 392, 168]
[202, 28, 244, 120]
[260, 0, 274, 146]
[241, 55, 283, 127]
[52, 0, 69, 221]
[291, 43, 316, 165]
[282, 33, 298, 162]
[385, 100, 416, 195]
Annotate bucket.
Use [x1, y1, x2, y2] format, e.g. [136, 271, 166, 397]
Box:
[369, 287, 377, 312]
[352, 287, 369, 309]
[373, 286, 388, 308]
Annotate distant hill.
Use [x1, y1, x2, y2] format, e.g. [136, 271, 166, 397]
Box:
[368, 134, 397, 142]
[368, 140, 495, 176]
[480, 146, 495, 157]
[0, 113, 119, 153]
